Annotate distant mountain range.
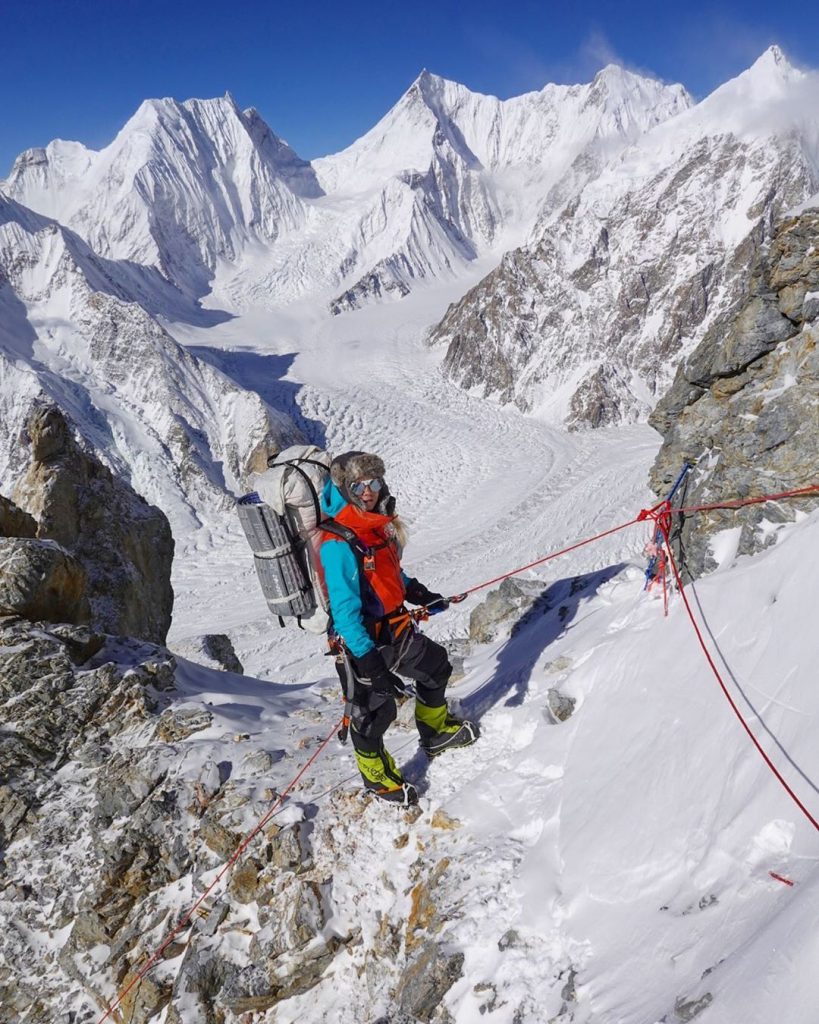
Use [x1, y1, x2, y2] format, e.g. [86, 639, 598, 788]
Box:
[1, 45, 817, 520]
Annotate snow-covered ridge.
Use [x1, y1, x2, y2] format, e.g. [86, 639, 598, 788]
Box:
[0, 191, 299, 530]
[3, 66, 691, 311]
[4, 93, 319, 300]
[314, 65, 690, 193]
[430, 46, 819, 427]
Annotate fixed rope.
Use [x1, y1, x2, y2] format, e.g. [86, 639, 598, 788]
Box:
[95, 715, 343, 1024]
[442, 512, 646, 600]
[424, 481, 819, 834]
[427, 484, 819, 611]
[645, 502, 819, 834]
[639, 483, 819, 522]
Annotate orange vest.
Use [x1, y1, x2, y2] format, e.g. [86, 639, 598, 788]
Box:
[321, 503, 406, 617]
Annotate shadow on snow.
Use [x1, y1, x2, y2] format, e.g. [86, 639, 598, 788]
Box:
[188, 346, 327, 448]
[403, 563, 627, 788]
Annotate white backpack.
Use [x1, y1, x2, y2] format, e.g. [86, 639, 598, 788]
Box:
[237, 445, 332, 633]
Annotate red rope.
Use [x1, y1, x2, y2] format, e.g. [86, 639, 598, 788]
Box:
[656, 517, 819, 833]
[458, 513, 644, 597]
[95, 715, 343, 1024]
[644, 484, 819, 520]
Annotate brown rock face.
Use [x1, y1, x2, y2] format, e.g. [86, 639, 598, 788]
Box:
[0, 495, 36, 538]
[0, 538, 90, 625]
[12, 404, 174, 643]
[649, 208, 819, 579]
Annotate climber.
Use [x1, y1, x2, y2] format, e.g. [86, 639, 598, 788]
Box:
[320, 451, 478, 806]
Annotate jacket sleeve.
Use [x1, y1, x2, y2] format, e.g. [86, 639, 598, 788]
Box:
[319, 541, 375, 658]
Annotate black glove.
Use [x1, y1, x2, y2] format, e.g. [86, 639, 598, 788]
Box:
[405, 578, 448, 612]
[355, 648, 407, 696]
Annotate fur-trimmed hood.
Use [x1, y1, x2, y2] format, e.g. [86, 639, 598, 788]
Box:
[329, 451, 390, 511]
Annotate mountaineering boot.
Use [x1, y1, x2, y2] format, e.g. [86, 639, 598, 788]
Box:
[415, 701, 479, 757]
[354, 745, 419, 806]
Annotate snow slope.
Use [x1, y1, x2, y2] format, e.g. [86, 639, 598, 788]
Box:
[0, 192, 299, 530]
[160, 265, 819, 1022]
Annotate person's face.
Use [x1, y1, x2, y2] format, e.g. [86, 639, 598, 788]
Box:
[351, 477, 382, 511]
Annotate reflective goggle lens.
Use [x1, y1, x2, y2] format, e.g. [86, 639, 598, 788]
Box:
[350, 477, 383, 497]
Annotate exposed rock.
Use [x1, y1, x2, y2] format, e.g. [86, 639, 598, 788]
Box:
[229, 859, 262, 904]
[469, 577, 548, 643]
[395, 942, 465, 1023]
[0, 610, 357, 1022]
[498, 928, 523, 951]
[406, 858, 450, 953]
[674, 992, 714, 1022]
[253, 879, 326, 957]
[547, 688, 576, 722]
[649, 208, 819, 579]
[0, 618, 174, 874]
[330, 259, 411, 314]
[171, 633, 244, 673]
[0, 537, 90, 624]
[431, 810, 462, 831]
[155, 703, 214, 743]
[0, 494, 36, 537]
[12, 403, 175, 642]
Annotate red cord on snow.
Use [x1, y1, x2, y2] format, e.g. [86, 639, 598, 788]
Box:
[95, 716, 343, 1024]
[455, 512, 645, 598]
[650, 512, 819, 835]
[769, 871, 795, 886]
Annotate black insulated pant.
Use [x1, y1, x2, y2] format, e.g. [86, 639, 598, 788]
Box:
[348, 630, 451, 756]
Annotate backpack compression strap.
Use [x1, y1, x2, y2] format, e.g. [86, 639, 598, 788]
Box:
[280, 458, 326, 527]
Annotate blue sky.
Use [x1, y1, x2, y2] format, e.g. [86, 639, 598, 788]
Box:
[2, 0, 818, 176]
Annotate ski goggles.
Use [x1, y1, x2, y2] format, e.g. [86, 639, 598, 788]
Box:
[350, 477, 384, 497]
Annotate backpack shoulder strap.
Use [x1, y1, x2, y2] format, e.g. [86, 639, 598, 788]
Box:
[321, 517, 374, 560]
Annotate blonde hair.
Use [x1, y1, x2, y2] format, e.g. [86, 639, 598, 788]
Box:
[390, 515, 409, 553]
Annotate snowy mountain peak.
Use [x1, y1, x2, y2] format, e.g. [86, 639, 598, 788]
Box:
[583, 63, 692, 125]
[3, 93, 319, 298]
[719, 44, 805, 100]
[752, 43, 798, 78]
[591, 63, 645, 90]
[408, 68, 466, 106]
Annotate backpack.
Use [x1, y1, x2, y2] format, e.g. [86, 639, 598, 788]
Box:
[237, 445, 333, 632]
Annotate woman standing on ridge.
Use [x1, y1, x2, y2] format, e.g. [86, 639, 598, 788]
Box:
[320, 450, 478, 806]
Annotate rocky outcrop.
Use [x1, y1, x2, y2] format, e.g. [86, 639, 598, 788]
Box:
[649, 207, 819, 579]
[171, 633, 244, 674]
[469, 577, 549, 643]
[0, 494, 36, 537]
[0, 614, 350, 1022]
[0, 537, 90, 624]
[0, 619, 165, 847]
[12, 404, 175, 643]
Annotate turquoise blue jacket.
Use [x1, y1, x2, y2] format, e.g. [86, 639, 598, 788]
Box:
[319, 479, 410, 658]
